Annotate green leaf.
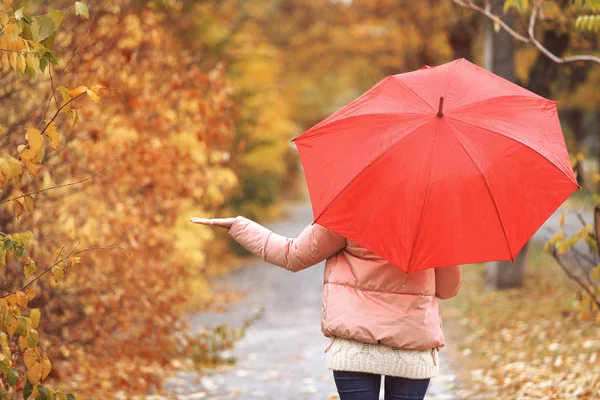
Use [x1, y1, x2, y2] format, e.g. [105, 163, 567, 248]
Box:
[23, 380, 33, 400]
[15, 317, 28, 337]
[58, 87, 71, 104]
[15, 7, 25, 21]
[0, 248, 6, 270]
[3, 240, 13, 250]
[16, 245, 27, 258]
[7, 368, 18, 386]
[52, 266, 65, 282]
[41, 47, 58, 64]
[66, 395, 76, 400]
[0, 362, 9, 375]
[24, 260, 36, 278]
[38, 17, 55, 42]
[40, 33, 56, 51]
[68, 110, 79, 124]
[75, 2, 89, 19]
[36, 386, 48, 400]
[27, 329, 38, 348]
[47, 10, 64, 30]
[39, 58, 48, 73]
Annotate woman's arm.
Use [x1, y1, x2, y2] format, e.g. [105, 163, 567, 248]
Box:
[191, 216, 346, 272]
[435, 265, 462, 299]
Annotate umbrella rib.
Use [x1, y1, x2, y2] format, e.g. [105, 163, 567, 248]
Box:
[445, 94, 553, 114]
[389, 76, 436, 112]
[310, 118, 431, 175]
[406, 123, 438, 272]
[445, 120, 515, 262]
[312, 120, 434, 225]
[293, 113, 426, 143]
[447, 115, 577, 187]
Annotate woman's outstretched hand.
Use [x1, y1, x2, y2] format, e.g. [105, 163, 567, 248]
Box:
[190, 217, 235, 229]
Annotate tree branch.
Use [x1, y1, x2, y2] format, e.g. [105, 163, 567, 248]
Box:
[0, 244, 129, 299]
[0, 157, 117, 205]
[551, 249, 600, 310]
[452, 0, 600, 64]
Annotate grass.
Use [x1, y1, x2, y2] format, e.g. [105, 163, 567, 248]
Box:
[441, 244, 600, 399]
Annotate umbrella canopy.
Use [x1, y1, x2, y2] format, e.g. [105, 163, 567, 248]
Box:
[293, 58, 579, 273]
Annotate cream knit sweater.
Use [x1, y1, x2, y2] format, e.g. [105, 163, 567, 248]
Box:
[326, 337, 439, 379]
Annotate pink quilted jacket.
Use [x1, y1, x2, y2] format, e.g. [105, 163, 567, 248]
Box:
[228, 216, 462, 351]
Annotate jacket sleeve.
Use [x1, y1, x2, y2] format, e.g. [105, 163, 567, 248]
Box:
[435, 265, 462, 299]
[228, 216, 346, 272]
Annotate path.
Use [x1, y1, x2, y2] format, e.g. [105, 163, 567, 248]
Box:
[165, 203, 459, 399]
[165, 203, 591, 400]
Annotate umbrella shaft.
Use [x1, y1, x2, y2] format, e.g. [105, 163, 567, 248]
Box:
[437, 96, 444, 118]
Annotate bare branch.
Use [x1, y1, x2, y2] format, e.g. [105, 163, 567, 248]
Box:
[551, 249, 600, 309]
[453, 0, 529, 41]
[48, 66, 59, 109]
[452, 0, 600, 64]
[0, 157, 117, 205]
[0, 244, 128, 299]
[62, 17, 94, 73]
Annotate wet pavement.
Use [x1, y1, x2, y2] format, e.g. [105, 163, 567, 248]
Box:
[165, 203, 461, 400]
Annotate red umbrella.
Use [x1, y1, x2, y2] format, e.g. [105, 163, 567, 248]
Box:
[293, 58, 579, 273]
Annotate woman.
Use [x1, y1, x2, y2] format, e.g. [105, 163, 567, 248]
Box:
[191, 215, 461, 400]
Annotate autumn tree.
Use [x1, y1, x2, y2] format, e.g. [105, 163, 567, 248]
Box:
[0, 0, 254, 397]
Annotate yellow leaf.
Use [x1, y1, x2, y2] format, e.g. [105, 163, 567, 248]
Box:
[26, 126, 43, 153]
[24, 195, 35, 212]
[36, 144, 44, 163]
[69, 86, 88, 97]
[30, 309, 40, 329]
[15, 291, 28, 307]
[23, 158, 41, 176]
[16, 54, 25, 73]
[45, 122, 59, 149]
[55, 248, 63, 259]
[13, 199, 23, 218]
[85, 88, 100, 103]
[19, 146, 37, 161]
[23, 348, 39, 369]
[41, 356, 51, 380]
[27, 362, 42, 384]
[26, 287, 36, 300]
[9, 52, 17, 71]
[18, 334, 28, 350]
[7, 318, 18, 337]
[70, 256, 81, 267]
[0, 156, 23, 181]
[5, 294, 17, 306]
[559, 213, 565, 228]
[52, 266, 65, 282]
[89, 84, 102, 94]
[56, 391, 67, 400]
[0, 332, 8, 348]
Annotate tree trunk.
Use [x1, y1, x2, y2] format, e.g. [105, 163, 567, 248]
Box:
[448, 17, 478, 61]
[483, 0, 526, 290]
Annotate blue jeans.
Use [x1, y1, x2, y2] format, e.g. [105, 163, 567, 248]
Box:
[333, 371, 430, 400]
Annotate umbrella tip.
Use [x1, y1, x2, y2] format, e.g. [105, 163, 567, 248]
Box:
[437, 96, 444, 118]
[511, 259, 516, 265]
